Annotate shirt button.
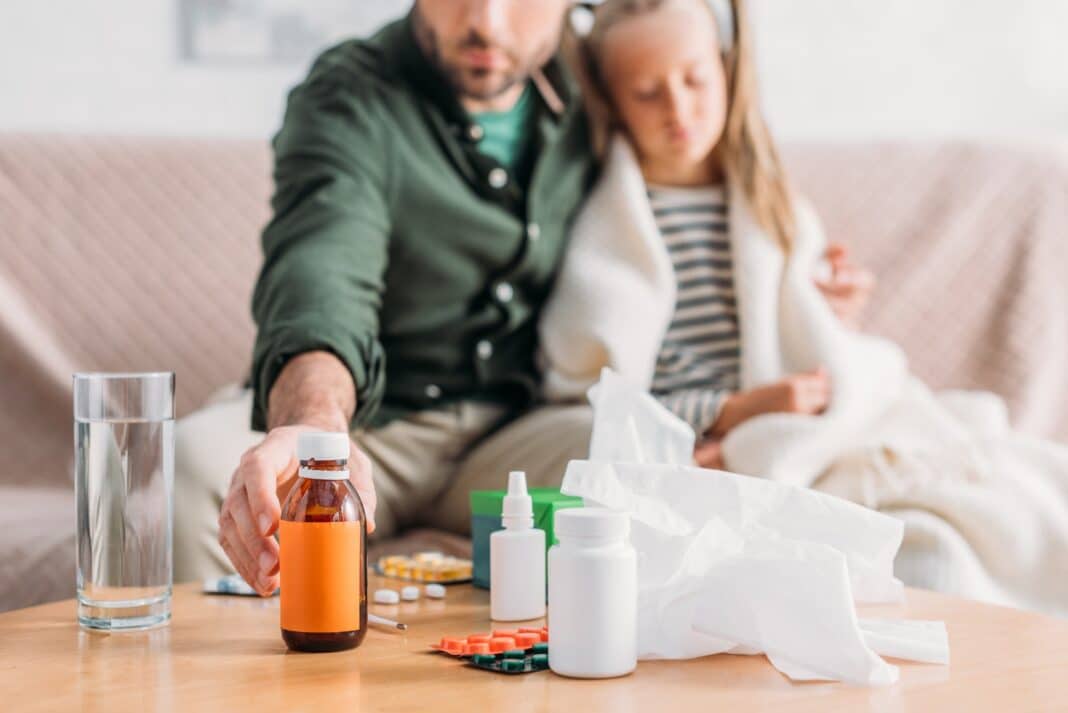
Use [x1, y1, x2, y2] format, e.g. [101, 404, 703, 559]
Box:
[424, 384, 442, 399]
[494, 282, 514, 303]
[468, 124, 484, 141]
[488, 167, 508, 189]
[527, 222, 541, 241]
[476, 340, 494, 360]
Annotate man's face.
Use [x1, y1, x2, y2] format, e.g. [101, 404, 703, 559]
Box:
[414, 0, 569, 101]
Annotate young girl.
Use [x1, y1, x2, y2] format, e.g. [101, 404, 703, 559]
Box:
[540, 0, 1068, 619]
[540, 0, 872, 467]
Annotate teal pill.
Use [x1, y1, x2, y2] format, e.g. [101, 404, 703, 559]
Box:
[502, 649, 526, 659]
[502, 659, 525, 672]
[472, 654, 497, 666]
[531, 642, 549, 654]
[531, 653, 549, 668]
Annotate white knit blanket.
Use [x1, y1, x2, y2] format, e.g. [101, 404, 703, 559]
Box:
[540, 137, 1068, 616]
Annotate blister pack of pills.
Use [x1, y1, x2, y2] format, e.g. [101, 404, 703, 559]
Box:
[376, 552, 472, 583]
[429, 628, 550, 675]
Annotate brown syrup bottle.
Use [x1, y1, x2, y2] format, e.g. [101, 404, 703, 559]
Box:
[279, 432, 367, 652]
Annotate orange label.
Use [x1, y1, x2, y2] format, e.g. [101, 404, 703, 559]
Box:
[279, 520, 362, 633]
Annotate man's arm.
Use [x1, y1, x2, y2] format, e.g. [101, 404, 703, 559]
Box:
[218, 350, 378, 597]
[266, 350, 355, 433]
[220, 68, 391, 595]
[249, 71, 393, 433]
[265, 350, 363, 506]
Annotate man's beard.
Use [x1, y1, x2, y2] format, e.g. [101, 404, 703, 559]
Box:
[413, 9, 536, 101]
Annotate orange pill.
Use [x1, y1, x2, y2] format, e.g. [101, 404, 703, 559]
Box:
[518, 627, 543, 635]
[514, 633, 540, 648]
[489, 637, 517, 653]
[467, 634, 492, 644]
[440, 637, 465, 649]
[492, 629, 519, 638]
[463, 642, 491, 655]
[540, 629, 549, 643]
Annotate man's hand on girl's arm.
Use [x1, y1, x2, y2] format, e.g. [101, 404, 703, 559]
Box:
[815, 243, 875, 329]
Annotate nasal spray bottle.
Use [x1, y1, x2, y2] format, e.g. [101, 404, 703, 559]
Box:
[490, 471, 546, 621]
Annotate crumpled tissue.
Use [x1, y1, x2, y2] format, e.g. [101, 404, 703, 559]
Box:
[561, 369, 949, 685]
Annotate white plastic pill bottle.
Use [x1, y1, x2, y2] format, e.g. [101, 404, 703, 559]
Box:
[548, 508, 637, 678]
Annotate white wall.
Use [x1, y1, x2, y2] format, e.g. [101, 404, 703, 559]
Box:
[750, 0, 1068, 141]
[0, 2, 403, 139]
[2, 0, 1067, 141]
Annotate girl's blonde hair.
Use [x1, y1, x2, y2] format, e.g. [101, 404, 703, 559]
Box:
[568, 0, 795, 250]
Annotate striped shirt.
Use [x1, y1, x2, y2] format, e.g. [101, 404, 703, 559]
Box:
[648, 184, 741, 435]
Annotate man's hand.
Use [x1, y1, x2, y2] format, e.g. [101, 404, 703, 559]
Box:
[218, 426, 376, 596]
[709, 367, 831, 438]
[217, 351, 377, 596]
[815, 243, 875, 329]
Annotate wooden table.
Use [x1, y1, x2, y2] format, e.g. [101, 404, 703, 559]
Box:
[2, 577, 1067, 711]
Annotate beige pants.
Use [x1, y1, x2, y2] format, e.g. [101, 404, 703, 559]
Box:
[173, 387, 592, 583]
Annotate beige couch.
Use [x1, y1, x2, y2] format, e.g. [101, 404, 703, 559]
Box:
[2, 134, 1066, 613]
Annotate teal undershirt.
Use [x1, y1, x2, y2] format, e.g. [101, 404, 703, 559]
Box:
[471, 84, 537, 173]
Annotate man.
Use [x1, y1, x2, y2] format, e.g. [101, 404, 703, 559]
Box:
[174, 0, 595, 594]
[176, 0, 874, 596]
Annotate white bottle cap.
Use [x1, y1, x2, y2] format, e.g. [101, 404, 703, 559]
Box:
[555, 508, 629, 541]
[297, 431, 349, 461]
[297, 431, 350, 479]
[501, 471, 533, 529]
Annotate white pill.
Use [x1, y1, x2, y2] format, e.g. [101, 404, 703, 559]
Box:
[401, 585, 421, 601]
[373, 588, 400, 604]
[424, 584, 446, 599]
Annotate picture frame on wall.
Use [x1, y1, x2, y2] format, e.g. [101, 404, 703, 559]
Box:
[176, 0, 410, 64]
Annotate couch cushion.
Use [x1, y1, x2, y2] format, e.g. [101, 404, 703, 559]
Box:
[0, 135, 270, 488]
[1, 135, 1064, 496]
[0, 486, 76, 613]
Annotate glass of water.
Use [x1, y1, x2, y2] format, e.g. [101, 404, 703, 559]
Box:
[74, 372, 174, 630]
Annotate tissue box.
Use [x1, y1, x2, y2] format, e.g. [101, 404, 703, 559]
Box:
[470, 487, 583, 589]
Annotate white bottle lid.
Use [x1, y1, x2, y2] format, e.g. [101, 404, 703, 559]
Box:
[501, 471, 534, 529]
[297, 431, 349, 479]
[555, 508, 629, 541]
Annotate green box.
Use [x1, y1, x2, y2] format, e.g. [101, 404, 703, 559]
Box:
[470, 487, 583, 589]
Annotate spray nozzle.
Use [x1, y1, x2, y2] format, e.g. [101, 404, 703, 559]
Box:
[501, 470, 534, 529]
[507, 471, 527, 496]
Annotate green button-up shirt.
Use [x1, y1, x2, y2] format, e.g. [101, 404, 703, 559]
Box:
[250, 15, 596, 431]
